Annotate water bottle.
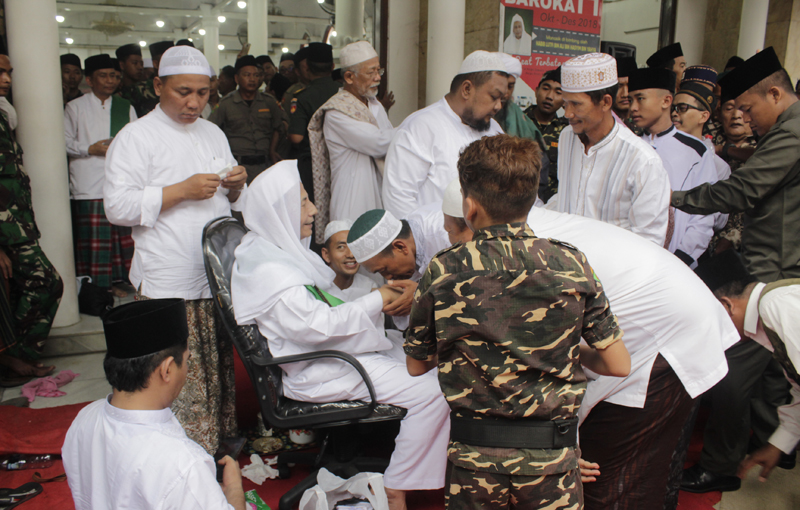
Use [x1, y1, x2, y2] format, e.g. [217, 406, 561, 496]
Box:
[0, 454, 55, 470]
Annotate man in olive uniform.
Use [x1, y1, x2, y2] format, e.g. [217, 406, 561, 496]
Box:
[0, 54, 63, 377]
[116, 43, 159, 118]
[209, 55, 283, 183]
[524, 67, 568, 201]
[405, 135, 630, 509]
[288, 43, 339, 206]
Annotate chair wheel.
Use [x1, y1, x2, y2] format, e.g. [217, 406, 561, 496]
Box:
[278, 464, 291, 479]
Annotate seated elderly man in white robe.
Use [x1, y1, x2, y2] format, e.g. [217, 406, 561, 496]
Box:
[104, 45, 247, 455]
[307, 41, 395, 245]
[442, 190, 739, 509]
[230, 161, 450, 510]
[381, 51, 507, 218]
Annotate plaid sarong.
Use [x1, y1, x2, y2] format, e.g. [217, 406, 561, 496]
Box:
[71, 199, 134, 288]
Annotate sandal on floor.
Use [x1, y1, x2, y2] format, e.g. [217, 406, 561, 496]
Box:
[0, 482, 43, 508]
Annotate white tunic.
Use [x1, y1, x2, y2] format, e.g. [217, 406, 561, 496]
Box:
[62, 398, 234, 510]
[65, 92, 137, 200]
[339, 273, 377, 302]
[547, 122, 671, 246]
[703, 137, 731, 231]
[382, 98, 503, 219]
[323, 97, 394, 222]
[644, 126, 718, 266]
[744, 282, 800, 454]
[527, 207, 739, 422]
[104, 104, 242, 300]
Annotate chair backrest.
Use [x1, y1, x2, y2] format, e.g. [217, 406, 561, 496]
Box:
[201, 216, 287, 423]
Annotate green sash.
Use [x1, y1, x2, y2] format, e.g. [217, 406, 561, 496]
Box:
[110, 96, 132, 137]
[305, 285, 345, 307]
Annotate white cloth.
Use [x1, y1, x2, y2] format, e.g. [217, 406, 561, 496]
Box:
[65, 92, 137, 200]
[703, 137, 731, 231]
[324, 97, 394, 222]
[62, 398, 234, 510]
[527, 207, 739, 422]
[339, 273, 376, 302]
[546, 121, 670, 246]
[230, 162, 450, 491]
[503, 15, 533, 56]
[382, 98, 503, 219]
[442, 179, 463, 218]
[0, 97, 18, 130]
[201, 103, 213, 120]
[644, 126, 718, 266]
[499, 53, 522, 78]
[744, 282, 800, 454]
[104, 104, 242, 300]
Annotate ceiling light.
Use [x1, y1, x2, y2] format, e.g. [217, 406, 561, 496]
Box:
[238, 1, 247, 8]
[282, 47, 289, 53]
[331, 30, 337, 37]
[139, 40, 147, 47]
[156, 20, 165, 28]
[56, 15, 65, 23]
[218, 15, 226, 23]
[188, 38, 193, 42]
[218, 44, 225, 50]
[65, 37, 74, 44]
[317, 0, 325, 3]
[199, 28, 206, 35]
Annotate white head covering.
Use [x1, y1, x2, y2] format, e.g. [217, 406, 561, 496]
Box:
[323, 220, 353, 244]
[500, 53, 522, 78]
[442, 179, 464, 218]
[231, 161, 336, 323]
[347, 210, 403, 263]
[458, 50, 507, 76]
[340, 41, 379, 68]
[158, 45, 212, 77]
[561, 52, 618, 93]
[511, 14, 525, 32]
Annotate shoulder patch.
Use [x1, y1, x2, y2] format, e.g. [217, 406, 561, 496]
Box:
[546, 237, 580, 252]
[674, 131, 707, 157]
[290, 97, 298, 114]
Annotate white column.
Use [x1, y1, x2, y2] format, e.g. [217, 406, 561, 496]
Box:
[335, 0, 365, 46]
[5, 0, 79, 327]
[426, 0, 464, 106]
[387, 0, 420, 125]
[248, 0, 269, 56]
[738, 0, 769, 59]
[204, 24, 221, 73]
[674, 0, 707, 67]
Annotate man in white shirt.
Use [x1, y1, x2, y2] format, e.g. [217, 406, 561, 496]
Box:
[320, 220, 375, 302]
[628, 67, 718, 267]
[308, 41, 395, 244]
[381, 51, 506, 219]
[63, 299, 246, 510]
[547, 52, 671, 246]
[65, 54, 137, 296]
[104, 45, 247, 454]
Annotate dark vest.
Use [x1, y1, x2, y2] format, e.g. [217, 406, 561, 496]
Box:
[758, 279, 800, 386]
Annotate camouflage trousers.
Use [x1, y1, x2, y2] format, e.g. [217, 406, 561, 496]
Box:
[445, 462, 583, 510]
[3, 240, 63, 359]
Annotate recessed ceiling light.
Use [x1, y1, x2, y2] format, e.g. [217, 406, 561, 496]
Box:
[56, 15, 65, 23]
[218, 15, 226, 23]
[188, 38, 193, 42]
[156, 20, 165, 28]
[238, 1, 247, 8]
[218, 44, 225, 50]
[199, 28, 206, 35]
[66, 37, 74, 44]
[282, 47, 289, 53]
[139, 40, 147, 47]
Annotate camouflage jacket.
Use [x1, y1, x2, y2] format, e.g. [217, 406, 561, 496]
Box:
[0, 111, 40, 246]
[118, 79, 159, 118]
[703, 119, 725, 147]
[404, 222, 623, 475]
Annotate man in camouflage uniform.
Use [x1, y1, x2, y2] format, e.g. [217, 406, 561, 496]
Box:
[115, 43, 159, 118]
[404, 134, 629, 509]
[0, 54, 63, 377]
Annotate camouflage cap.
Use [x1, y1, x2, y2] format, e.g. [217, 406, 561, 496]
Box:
[347, 209, 402, 263]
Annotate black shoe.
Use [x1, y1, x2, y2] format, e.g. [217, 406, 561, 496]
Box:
[778, 451, 796, 470]
[680, 464, 741, 493]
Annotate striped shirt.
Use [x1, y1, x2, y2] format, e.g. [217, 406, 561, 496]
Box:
[547, 121, 670, 246]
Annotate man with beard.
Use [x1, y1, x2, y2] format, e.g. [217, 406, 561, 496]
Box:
[306, 41, 395, 244]
[546, 53, 670, 246]
[62, 54, 84, 107]
[524, 67, 568, 200]
[381, 51, 506, 218]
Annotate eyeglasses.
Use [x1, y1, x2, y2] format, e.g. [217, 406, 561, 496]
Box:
[363, 67, 385, 78]
[671, 103, 705, 114]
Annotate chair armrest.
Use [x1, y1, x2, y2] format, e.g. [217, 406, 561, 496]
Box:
[250, 350, 378, 413]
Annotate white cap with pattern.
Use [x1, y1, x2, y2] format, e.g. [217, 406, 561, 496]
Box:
[323, 219, 354, 244]
[158, 46, 212, 77]
[457, 50, 508, 76]
[499, 53, 522, 78]
[340, 41, 379, 68]
[442, 179, 464, 218]
[347, 209, 403, 263]
[561, 53, 618, 93]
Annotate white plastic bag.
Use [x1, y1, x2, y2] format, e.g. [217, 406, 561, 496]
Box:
[298, 468, 389, 510]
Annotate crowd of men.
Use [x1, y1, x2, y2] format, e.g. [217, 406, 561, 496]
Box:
[0, 26, 796, 510]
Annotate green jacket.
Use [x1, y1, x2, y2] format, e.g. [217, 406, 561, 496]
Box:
[672, 100, 800, 281]
[0, 111, 39, 246]
[118, 79, 159, 118]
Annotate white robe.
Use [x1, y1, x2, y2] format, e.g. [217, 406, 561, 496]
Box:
[323, 97, 395, 222]
[547, 121, 671, 246]
[64, 92, 137, 200]
[62, 398, 234, 510]
[339, 272, 377, 302]
[382, 98, 503, 219]
[503, 31, 533, 56]
[104, 104, 243, 300]
[527, 207, 739, 423]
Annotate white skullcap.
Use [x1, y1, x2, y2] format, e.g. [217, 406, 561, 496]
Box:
[500, 53, 522, 78]
[323, 219, 353, 244]
[457, 50, 507, 76]
[561, 52, 618, 93]
[442, 179, 464, 218]
[340, 41, 379, 68]
[158, 45, 212, 78]
[143, 57, 153, 68]
[347, 209, 403, 263]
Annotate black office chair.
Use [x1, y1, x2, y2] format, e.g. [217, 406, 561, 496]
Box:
[202, 216, 407, 510]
